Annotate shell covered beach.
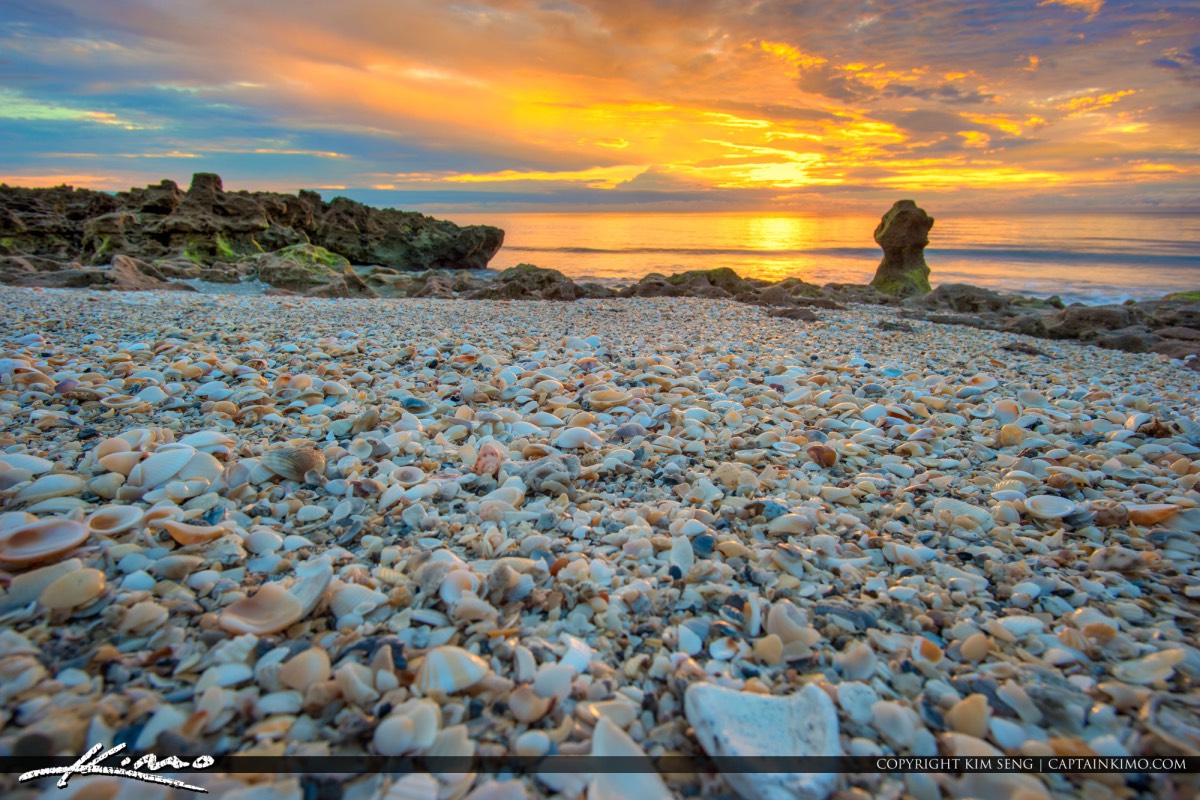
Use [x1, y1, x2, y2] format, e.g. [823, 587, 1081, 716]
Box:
[1, 287, 1199, 800]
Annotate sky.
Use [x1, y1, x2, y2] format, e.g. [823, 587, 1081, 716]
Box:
[1, 0, 1198, 213]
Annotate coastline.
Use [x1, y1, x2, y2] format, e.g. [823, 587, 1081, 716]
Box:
[2, 288, 1199, 798]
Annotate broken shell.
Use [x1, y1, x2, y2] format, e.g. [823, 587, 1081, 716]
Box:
[374, 698, 441, 757]
[0, 518, 90, 568]
[280, 647, 332, 691]
[509, 684, 554, 724]
[806, 444, 838, 468]
[160, 519, 226, 546]
[553, 427, 603, 450]
[415, 646, 490, 695]
[1125, 503, 1178, 526]
[218, 557, 331, 634]
[261, 447, 326, 482]
[472, 441, 508, 477]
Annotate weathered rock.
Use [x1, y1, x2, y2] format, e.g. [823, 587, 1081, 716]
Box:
[821, 282, 897, 305]
[307, 266, 379, 299]
[1095, 330, 1163, 353]
[619, 267, 758, 299]
[6, 254, 194, 292]
[1043, 305, 1134, 340]
[0, 173, 504, 271]
[767, 307, 820, 322]
[464, 264, 581, 301]
[919, 283, 1009, 313]
[244, 244, 348, 291]
[869, 199, 933, 297]
[1163, 290, 1200, 302]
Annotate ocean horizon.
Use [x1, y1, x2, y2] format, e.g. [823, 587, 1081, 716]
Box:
[444, 210, 1200, 306]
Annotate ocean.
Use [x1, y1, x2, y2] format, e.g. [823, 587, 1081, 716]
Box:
[444, 211, 1200, 305]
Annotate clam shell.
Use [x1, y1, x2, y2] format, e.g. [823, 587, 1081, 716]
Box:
[330, 581, 388, 619]
[991, 399, 1020, 425]
[262, 447, 326, 481]
[99, 451, 144, 477]
[374, 699, 440, 756]
[218, 582, 304, 635]
[160, 519, 227, 546]
[280, 647, 331, 691]
[1025, 495, 1076, 519]
[128, 446, 195, 490]
[553, 427, 603, 450]
[14, 474, 85, 505]
[85, 505, 144, 536]
[967, 374, 999, 391]
[0, 454, 54, 475]
[40, 567, 106, 611]
[394, 466, 426, 488]
[415, 645, 490, 695]
[1125, 504, 1178, 526]
[0, 518, 90, 568]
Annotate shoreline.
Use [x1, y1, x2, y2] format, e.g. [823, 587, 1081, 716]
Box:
[2, 289, 1199, 797]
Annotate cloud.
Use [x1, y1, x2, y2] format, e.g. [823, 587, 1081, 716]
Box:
[0, 0, 1196, 210]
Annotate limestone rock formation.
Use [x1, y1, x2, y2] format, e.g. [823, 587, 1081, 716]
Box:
[0, 173, 504, 271]
[870, 200, 934, 297]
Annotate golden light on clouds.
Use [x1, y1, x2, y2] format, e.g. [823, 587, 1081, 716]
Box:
[0, 0, 1196, 211]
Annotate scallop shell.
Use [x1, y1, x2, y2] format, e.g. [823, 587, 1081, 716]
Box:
[160, 519, 227, 546]
[415, 646, 490, 695]
[0, 518, 90, 568]
[933, 498, 995, 531]
[261, 447, 326, 482]
[14, 474, 85, 505]
[85, 505, 144, 536]
[1025, 495, 1076, 519]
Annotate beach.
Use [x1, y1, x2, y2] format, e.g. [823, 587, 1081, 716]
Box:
[2, 287, 1198, 799]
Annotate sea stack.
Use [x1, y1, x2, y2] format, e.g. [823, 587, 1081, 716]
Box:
[870, 199, 934, 297]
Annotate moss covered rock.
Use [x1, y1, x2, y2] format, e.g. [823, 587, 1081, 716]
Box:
[244, 243, 349, 290]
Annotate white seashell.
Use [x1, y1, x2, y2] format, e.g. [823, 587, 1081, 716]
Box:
[85, 505, 144, 536]
[1025, 495, 1075, 519]
[0, 454, 54, 475]
[218, 556, 331, 635]
[331, 581, 388, 619]
[933, 498, 995, 532]
[280, 647, 331, 691]
[177, 451, 223, 483]
[1111, 649, 1185, 685]
[394, 466, 426, 487]
[14, 474, 84, 505]
[439, 569, 480, 606]
[178, 430, 236, 452]
[685, 683, 840, 800]
[129, 446, 195, 490]
[991, 399, 1020, 425]
[415, 646, 490, 695]
[588, 716, 672, 800]
[552, 427, 603, 450]
[374, 698, 441, 756]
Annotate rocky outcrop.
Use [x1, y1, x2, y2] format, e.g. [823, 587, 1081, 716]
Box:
[463, 264, 609, 301]
[243, 244, 349, 291]
[0, 173, 504, 271]
[870, 200, 933, 297]
[4, 254, 194, 292]
[619, 267, 760, 299]
[307, 266, 379, 299]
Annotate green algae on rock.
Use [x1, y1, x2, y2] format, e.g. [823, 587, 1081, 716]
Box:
[870, 199, 934, 297]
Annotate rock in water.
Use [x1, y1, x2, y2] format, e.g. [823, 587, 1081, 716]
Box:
[870, 199, 933, 297]
[685, 683, 841, 800]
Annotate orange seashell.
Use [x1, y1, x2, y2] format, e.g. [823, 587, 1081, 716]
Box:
[806, 444, 838, 468]
[160, 519, 226, 546]
[472, 441, 508, 477]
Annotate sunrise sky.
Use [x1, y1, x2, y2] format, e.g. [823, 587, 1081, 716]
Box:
[1, 0, 1198, 212]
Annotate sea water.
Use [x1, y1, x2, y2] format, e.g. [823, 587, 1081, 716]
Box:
[445, 211, 1200, 305]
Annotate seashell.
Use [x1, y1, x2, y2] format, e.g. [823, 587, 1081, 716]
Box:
[439, 569, 480, 607]
[1125, 503, 1178, 526]
[415, 646, 490, 695]
[966, 374, 999, 391]
[806, 444, 838, 468]
[0, 518, 89, 568]
[933, 498, 995, 532]
[178, 430, 236, 452]
[128, 446, 195, 491]
[472, 441, 507, 477]
[1083, 500, 1129, 527]
[160, 519, 227, 546]
[685, 683, 840, 800]
[394, 466, 426, 488]
[374, 698, 440, 756]
[509, 684, 554, 723]
[990, 399, 1020, 425]
[1111, 649, 1185, 686]
[1025, 495, 1076, 520]
[85, 505, 144, 536]
[0, 454, 54, 475]
[218, 556, 331, 634]
[261, 447, 326, 482]
[585, 389, 632, 410]
[40, 567, 106, 611]
[588, 716, 672, 800]
[14, 474, 85, 505]
[331, 581, 387, 619]
[280, 647, 331, 691]
[99, 451, 144, 477]
[553, 427, 603, 450]
[119, 600, 169, 634]
[1017, 389, 1047, 407]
